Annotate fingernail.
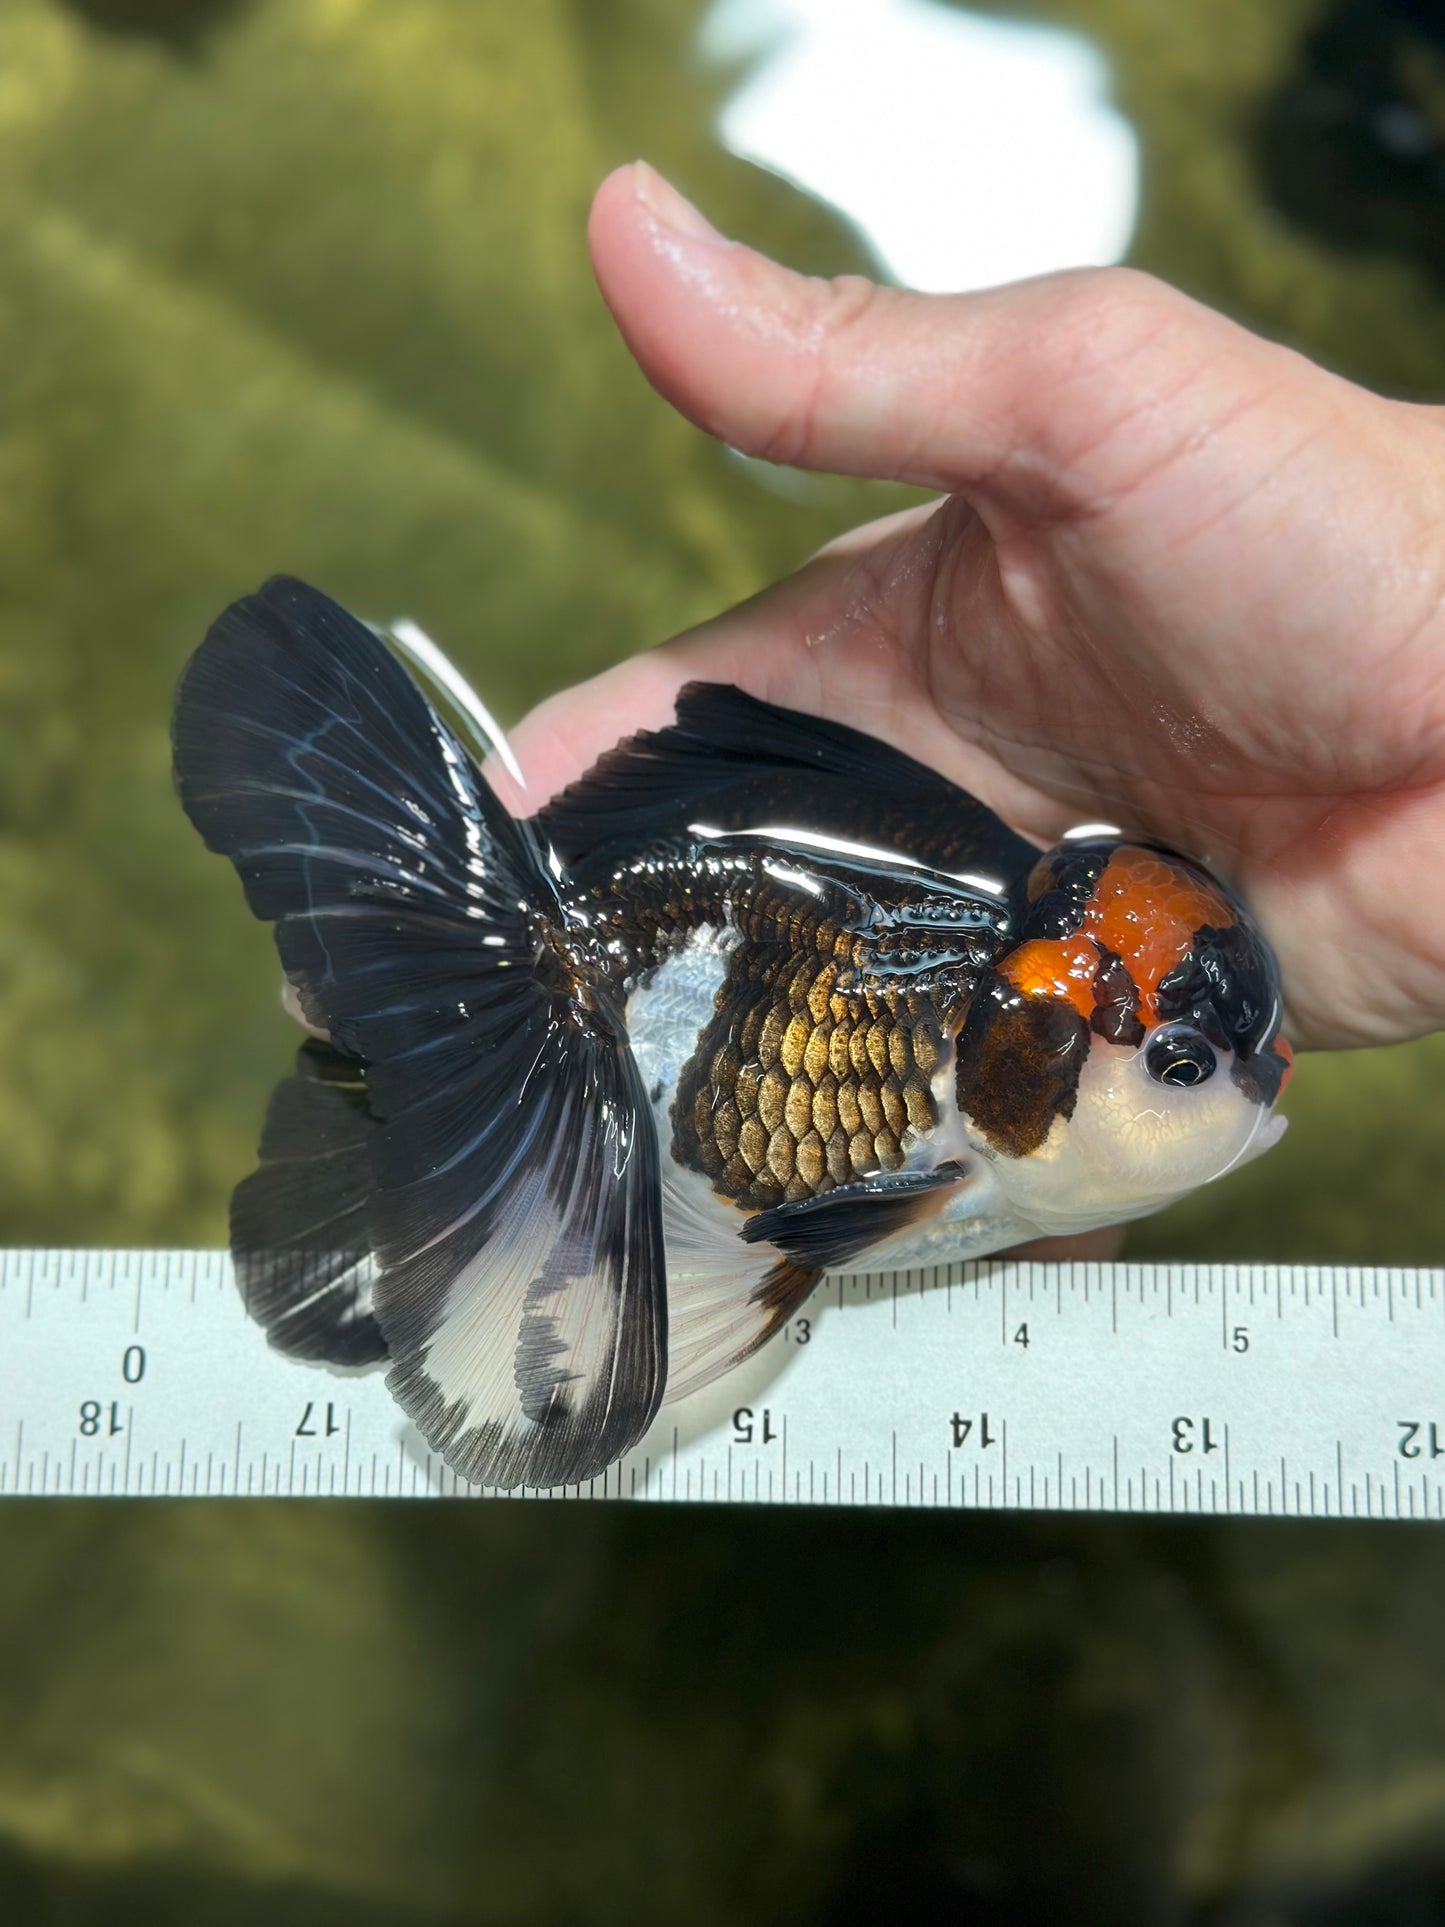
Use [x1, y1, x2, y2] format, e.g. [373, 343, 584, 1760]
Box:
[632, 161, 725, 245]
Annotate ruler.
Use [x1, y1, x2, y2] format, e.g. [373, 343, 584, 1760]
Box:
[2, 1250, 1443, 1516]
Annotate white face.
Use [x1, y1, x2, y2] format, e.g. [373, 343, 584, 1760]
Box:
[972, 1030, 1288, 1238]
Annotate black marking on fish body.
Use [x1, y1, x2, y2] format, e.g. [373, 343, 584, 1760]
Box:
[955, 977, 1092, 1158]
[1155, 918, 1286, 1093]
[1089, 945, 1147, 1049]
[571, 834, 1012, 996]
[1020, 842, 1114, 940]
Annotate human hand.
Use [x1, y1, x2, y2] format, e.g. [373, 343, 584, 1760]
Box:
[510, 163, 1445, 1054]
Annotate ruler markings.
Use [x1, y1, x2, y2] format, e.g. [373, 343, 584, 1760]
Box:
[4, 1251, 1445, 1516]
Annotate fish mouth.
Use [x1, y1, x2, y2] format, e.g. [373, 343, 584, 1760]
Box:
[1213, 1102, 1289, 1183]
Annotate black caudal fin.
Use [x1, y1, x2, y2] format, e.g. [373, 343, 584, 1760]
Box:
[231, 1040, 387, 1367]
[174, 577, 666, 1489]
[535, 682, 1040, 888]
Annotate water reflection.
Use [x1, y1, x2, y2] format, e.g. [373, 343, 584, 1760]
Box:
[700, 0, 1139, 291]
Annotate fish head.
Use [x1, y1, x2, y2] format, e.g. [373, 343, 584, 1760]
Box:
[954, 840, 1293, 1236]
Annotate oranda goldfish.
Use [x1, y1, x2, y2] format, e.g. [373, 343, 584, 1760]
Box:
[173, 578, 1293, 1489]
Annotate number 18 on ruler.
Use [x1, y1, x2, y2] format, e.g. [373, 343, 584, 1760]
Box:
[2, 1253, 1443, 1515]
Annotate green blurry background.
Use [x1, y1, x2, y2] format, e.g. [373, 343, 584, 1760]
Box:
[1, 0, 1443, 1919]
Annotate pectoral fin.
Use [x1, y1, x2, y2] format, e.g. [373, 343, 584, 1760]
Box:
[740, 1164, 968, 1271]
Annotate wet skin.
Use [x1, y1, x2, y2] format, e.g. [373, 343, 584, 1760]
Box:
[507, 163, 1445, 1065]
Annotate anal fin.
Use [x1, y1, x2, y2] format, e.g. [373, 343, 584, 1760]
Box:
[660, 1162, 967, 1408]
[231, 1039, 388, 1367]
[750, 1256, 823, 1345]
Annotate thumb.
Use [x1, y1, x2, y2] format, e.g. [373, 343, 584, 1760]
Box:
[589, 162, 1265, 526]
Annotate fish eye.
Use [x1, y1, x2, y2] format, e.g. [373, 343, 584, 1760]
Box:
[1145, 1025, 1217, 1088]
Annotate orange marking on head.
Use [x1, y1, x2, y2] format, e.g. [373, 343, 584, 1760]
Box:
[1078, 848, 1234, 1020]
[998, 937, 1097, 1022]
[1273, 1034, 1295, 1093]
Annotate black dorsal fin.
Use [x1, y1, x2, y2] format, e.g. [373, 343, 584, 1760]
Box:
[534, 682, 1039, 889]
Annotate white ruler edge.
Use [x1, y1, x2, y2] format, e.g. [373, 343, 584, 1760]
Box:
[3, 1251, 1444, 1517]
